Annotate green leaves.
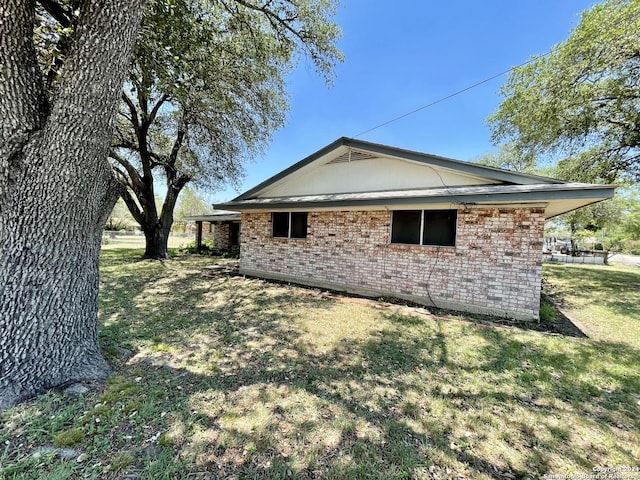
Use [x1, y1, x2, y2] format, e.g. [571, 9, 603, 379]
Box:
[107, 0, 342, 256]
[121, 0, 342, 191]
[489, 0, 640, 183]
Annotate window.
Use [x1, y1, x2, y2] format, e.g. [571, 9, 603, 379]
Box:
[290, 212, 308, 238]
[423, 210, 456, 246]
[272, 212, 308, 239]
[272, 212, 289, 237]
[391, 209, 457, 247]
[391, 210, 421, 244]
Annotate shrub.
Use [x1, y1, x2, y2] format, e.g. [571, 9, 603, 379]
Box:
[104, 217, 128, 231]
[179, 239, 222, 256]
[624, 239, 640, 255]
[539, 301, 556, 323]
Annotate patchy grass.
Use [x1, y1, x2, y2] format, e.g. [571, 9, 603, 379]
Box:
[1, 252, 639, 479]
[543, 262, 640, 347]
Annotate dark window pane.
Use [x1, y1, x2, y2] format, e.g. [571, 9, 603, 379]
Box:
[391, 210, 421, 244]
[272, 212, 289, 237]
[230, 222, 240, 246]
[422, 210, 456, 246]
[290, 212, 308, 238]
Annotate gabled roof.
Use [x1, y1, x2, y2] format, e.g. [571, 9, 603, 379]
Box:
[218, 138, 615, 218]
[233, 137, 563, 202]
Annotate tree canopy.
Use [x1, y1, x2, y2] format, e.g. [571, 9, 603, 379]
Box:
[33, 0, 342, 258]
[109, 0, 342, 257]
[489, 0, 640, 183]
[472, 143, 537, 174]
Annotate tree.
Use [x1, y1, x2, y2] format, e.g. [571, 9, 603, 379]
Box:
[545, 192, 627, 260]
[623, 202, 640, 239]
[472, 143, 537, 173]
[105, 198, 137, 231]
[1, 0, 341, 410]
[111, 0, 342, 258]
[556, 200, 621, 238]
[172, 187, 212, 232]
[175, 188, 212, 218]
[605, 187, 640, 252]
[489, 0, 640, 183]
[0, 0, 146, 410]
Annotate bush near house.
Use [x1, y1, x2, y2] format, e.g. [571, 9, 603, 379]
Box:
[1, 251, 638, 479]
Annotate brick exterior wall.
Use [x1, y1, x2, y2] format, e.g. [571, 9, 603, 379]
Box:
[239, 208, 545, 319]
[202, 222, 240, 252]
[202, 222, 230, 248]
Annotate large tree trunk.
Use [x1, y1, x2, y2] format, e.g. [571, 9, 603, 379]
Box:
[140, 184, 183, 259]
[142, 222, 172, 259]
[0, 0, 145, 410]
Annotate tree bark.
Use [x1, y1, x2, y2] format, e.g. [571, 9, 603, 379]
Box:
[0, 0, 146, 411]
[142, 222, 172, 259]
[140, 182, 184, 259]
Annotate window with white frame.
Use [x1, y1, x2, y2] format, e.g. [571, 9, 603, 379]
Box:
[272, 212, 308, 239]
[390, 209, 457, 246]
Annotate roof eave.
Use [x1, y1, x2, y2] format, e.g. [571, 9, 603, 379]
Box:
[217, 185, 615, 212]
[232, 137, 351, 201]
[182, 214, 241, 221]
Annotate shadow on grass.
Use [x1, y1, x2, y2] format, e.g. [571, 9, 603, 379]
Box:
[115, 317, 640, 479]
[91, 254, 640, 479]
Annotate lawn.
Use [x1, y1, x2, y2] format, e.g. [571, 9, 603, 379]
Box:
[1, 252, 639, 479]
[101, 233, 189, 250]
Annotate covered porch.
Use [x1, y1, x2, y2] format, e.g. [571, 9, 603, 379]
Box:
[183, 210, 241, 253]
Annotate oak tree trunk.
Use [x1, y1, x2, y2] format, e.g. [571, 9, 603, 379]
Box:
[136, 182, 184, 260]
[143, 222, 172, 259]
[0, 0, 145, 410]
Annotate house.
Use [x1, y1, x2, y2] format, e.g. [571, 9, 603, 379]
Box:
[217, 138, 615, 320]
[183, 210, 241, 252]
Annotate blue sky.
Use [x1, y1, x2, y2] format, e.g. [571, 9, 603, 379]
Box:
[211, 0, 598, 203]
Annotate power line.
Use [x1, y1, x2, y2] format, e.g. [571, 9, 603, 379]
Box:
[353, 49, 556, 138]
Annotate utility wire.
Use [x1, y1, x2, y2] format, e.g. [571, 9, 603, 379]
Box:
[353, 49, 556, 138]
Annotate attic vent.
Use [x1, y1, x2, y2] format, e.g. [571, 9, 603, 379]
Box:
[327, 149, 378, 164]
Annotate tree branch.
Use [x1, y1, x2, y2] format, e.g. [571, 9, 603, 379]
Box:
[121, 90, 155, 181]
[111, 165, 134, 190]
[229, 0, 300, 38]
[112, 139, 137, 151]
[1, 0, 50, 204]
[137, 85, 149, 119]
[121, 91, 140, 131]
[147, 94, 169, 126]
[148, 150, 166, 168]
[167, 125, 187, 169]
[175, 174, 191, 190]
[36, 0, 72, 28]
[117, 108, 133, 124]
[118, 182, 146, 225]
[109, 149, 144, 192]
